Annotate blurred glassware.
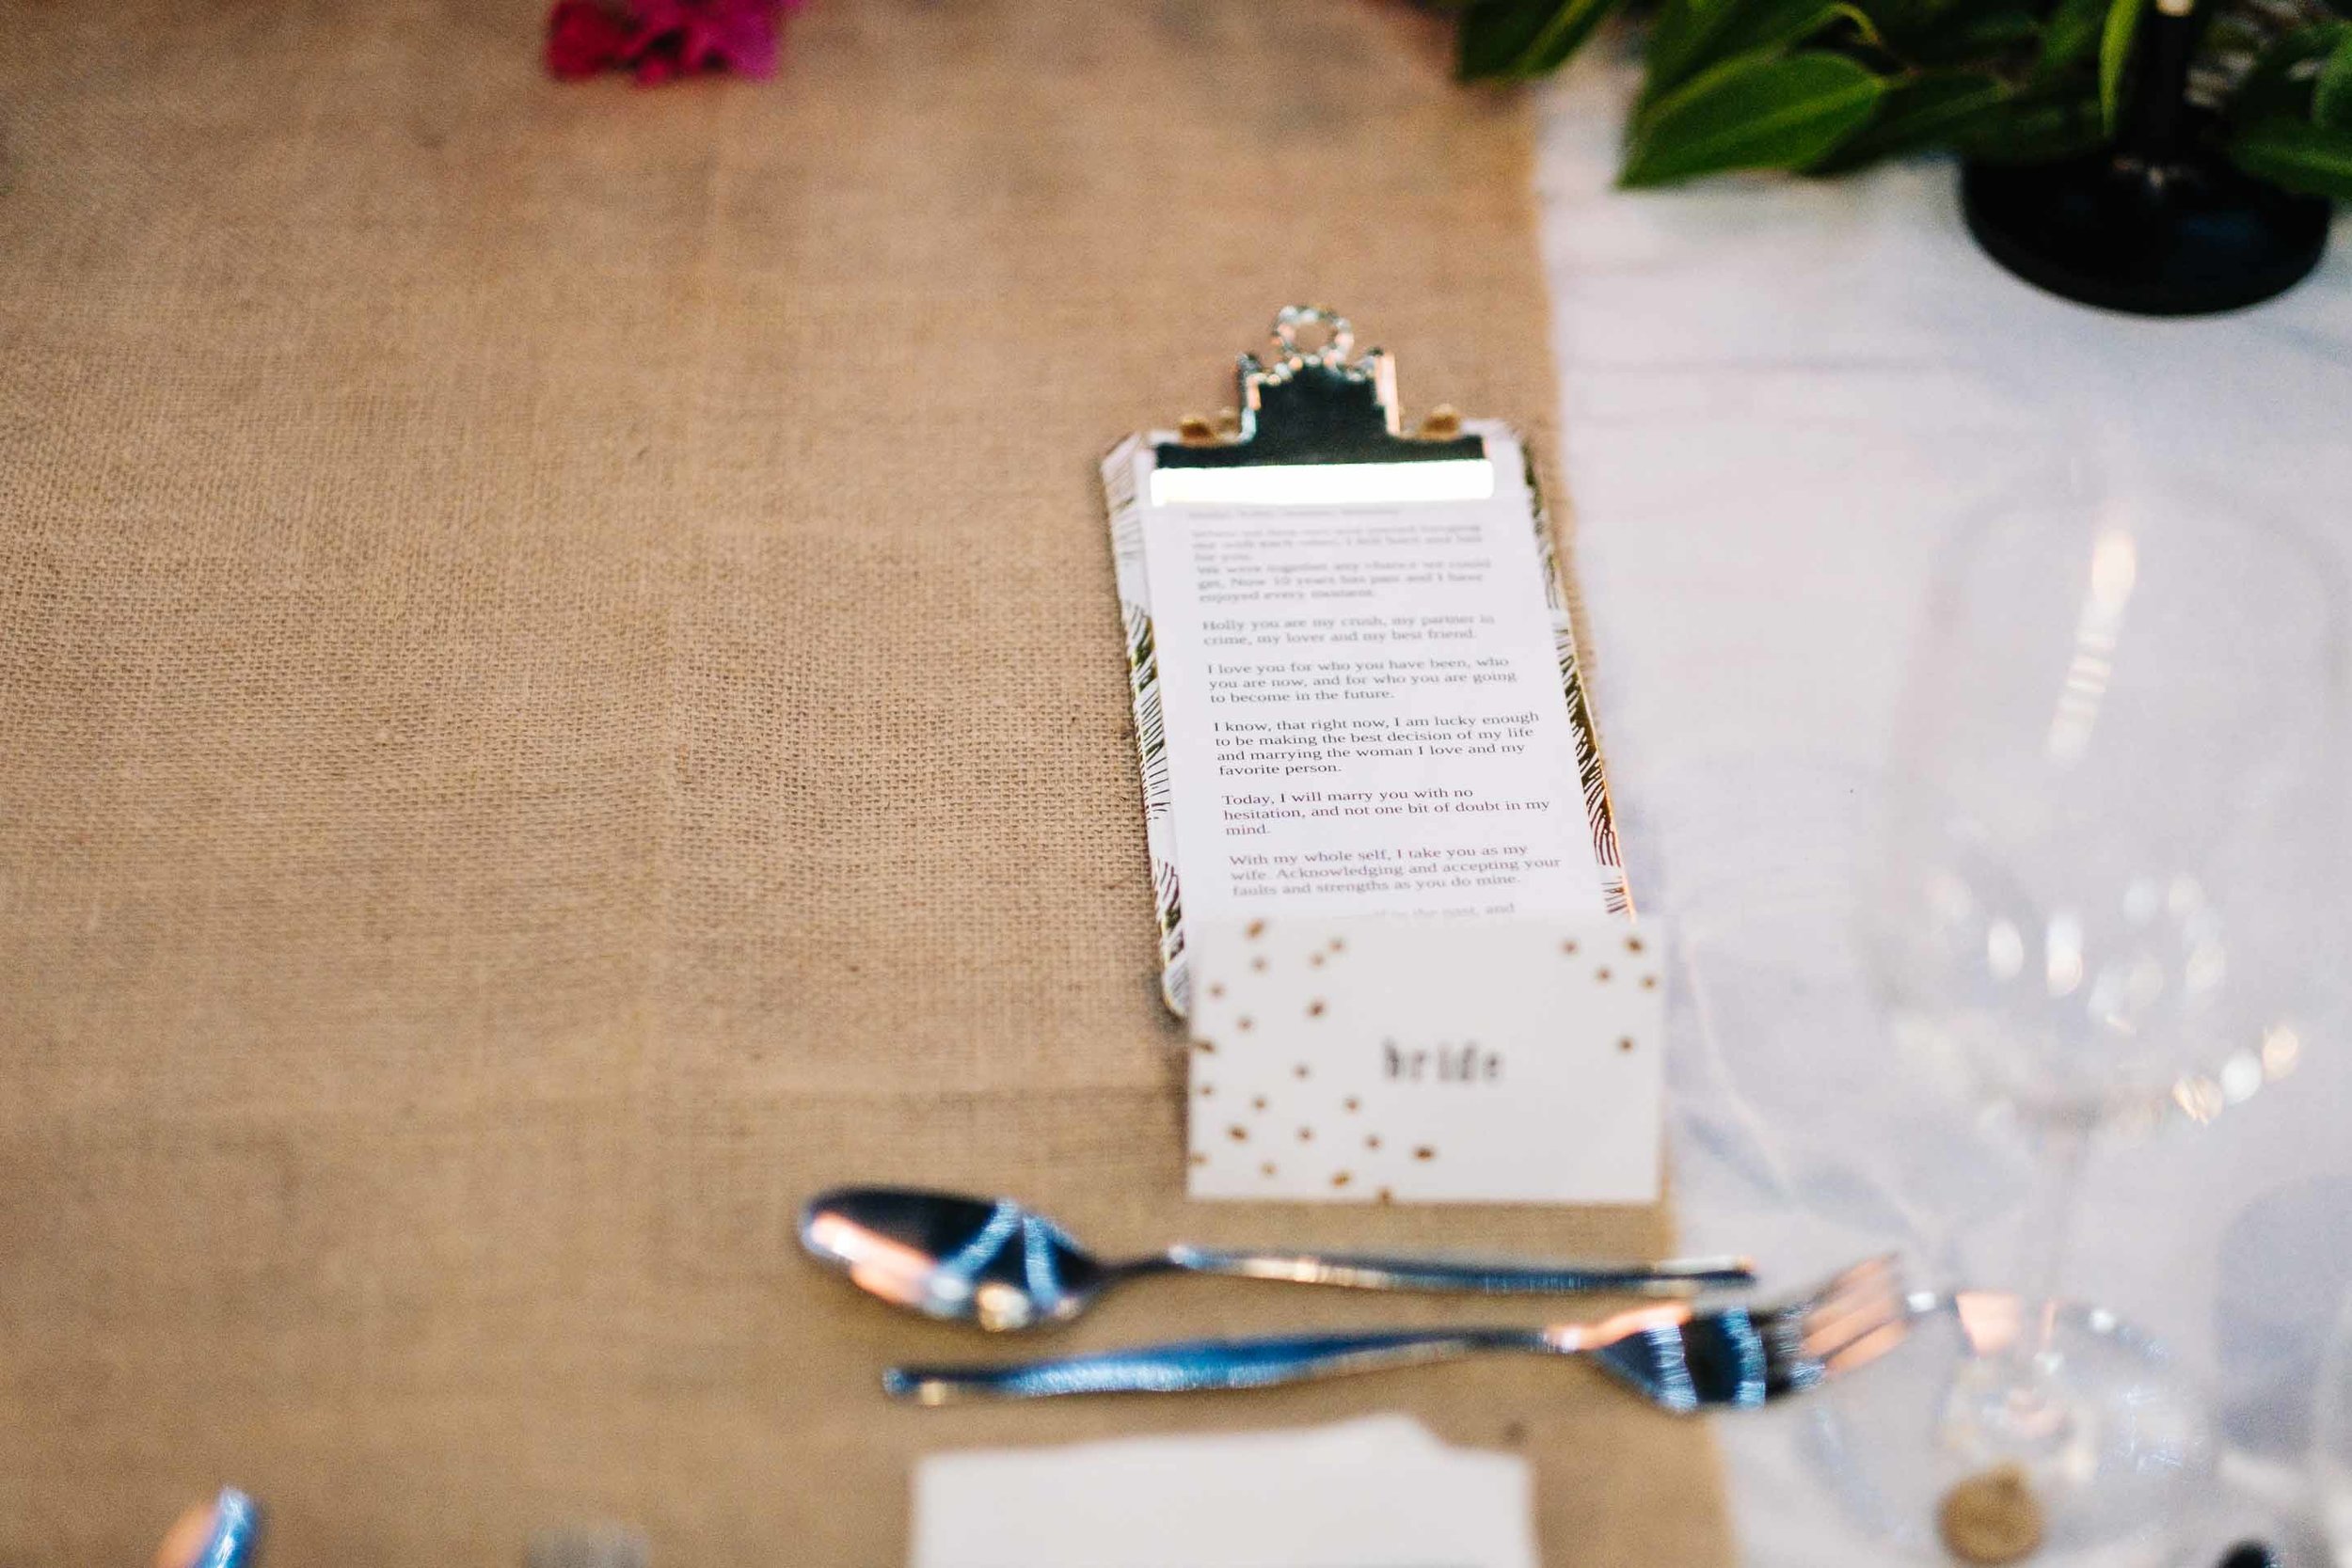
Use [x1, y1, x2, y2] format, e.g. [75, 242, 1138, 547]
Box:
[1852, 457, 2349, 1563]
[2317, 1286, 2352, 1564]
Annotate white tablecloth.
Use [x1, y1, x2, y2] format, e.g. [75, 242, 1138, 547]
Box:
[1536, 46, 2352, 1566]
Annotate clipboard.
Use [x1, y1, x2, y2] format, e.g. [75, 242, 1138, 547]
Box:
[1104, 308, 1627, 1017]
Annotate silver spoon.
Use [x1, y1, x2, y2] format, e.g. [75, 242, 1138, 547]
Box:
[800, 1186, 1756, 1332]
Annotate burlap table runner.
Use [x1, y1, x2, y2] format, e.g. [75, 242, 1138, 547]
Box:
[0, 2, 1732, 1561]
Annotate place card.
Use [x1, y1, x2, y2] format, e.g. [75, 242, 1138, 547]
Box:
[912, 1416, 1536, 1568]
[1186, 912, 1665, 1205]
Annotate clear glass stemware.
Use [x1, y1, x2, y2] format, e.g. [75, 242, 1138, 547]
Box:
[1855, 462, 2349, 1560]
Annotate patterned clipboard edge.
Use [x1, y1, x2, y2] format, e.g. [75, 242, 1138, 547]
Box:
[1103, 420, 1628, 1021]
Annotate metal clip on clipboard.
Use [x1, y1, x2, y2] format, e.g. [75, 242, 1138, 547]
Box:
[1146, 307, 1497, 509]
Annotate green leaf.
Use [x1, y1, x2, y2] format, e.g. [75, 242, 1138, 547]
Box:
[1458, 0, 1539, 77]
[1826, 3, 1888, 46]
[1853, 0, 1934, 40]
[1645, 0, 1842, 100]
[1621, 51, 1889, 185]
[2099, 0, 2146, 134]
[2316, 30, 2352, 127]
[1457, 0, 1626, 78]
[2230, 115, 2352, 197]
[2229, 21, 2350, 126]
[1878, 4, 2041, 67]
[2233, 22, 2348, 122]
[1814, 70, 2010, 166]
[2039, 0, 2110, 73]
[1947, 89, 2106, 159]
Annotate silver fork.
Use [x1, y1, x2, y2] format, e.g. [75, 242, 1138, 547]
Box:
[885, 1254, 1910, 1411]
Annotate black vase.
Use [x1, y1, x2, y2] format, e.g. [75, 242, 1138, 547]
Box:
[1960, 0, 2332, 316]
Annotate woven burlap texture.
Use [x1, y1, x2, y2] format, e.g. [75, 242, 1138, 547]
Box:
[0, 2, 1732, 1563]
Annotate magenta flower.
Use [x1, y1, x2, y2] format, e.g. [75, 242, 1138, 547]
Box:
[546, 0, 803, 84]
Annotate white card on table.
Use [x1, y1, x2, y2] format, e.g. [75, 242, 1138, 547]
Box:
[1104, 310, 1626, 1017]
[1186, 912, 1665, 1205]
[913, 1416, 1536, 1568]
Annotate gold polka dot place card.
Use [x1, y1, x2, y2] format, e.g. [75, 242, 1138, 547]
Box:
[1186, 913, 1666, 1206]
